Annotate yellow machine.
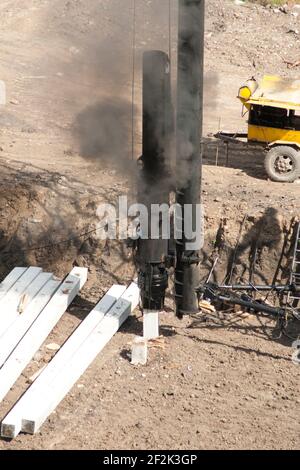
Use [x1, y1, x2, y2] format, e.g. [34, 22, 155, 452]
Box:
[218, 75, 300, 182]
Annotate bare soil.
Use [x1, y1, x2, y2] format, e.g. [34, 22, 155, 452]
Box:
[0, 0, 299, 450]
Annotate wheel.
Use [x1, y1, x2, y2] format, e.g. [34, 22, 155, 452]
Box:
[264, 146, 300, 183]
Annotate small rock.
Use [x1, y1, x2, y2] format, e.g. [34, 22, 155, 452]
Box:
[33, 351, 43, 362]
[69, 46, 80, 55]
[28, 218, 42, 224]
[46, 343, 60, 351]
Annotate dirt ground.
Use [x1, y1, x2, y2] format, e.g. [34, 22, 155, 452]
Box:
[0, 0, 299, 450]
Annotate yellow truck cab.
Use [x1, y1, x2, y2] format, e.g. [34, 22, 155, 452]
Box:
[238, 75, 300, 182]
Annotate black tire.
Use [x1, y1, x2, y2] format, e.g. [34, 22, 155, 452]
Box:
[264, 146, 300, 183]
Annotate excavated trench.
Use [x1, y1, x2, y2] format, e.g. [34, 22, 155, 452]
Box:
[0, 171, 298, 301]
[201, 210, 298, 288]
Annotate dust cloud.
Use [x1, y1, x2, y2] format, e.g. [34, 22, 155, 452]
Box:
[73, 98, 136, 174]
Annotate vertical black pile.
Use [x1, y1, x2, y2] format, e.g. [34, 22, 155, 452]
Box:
[138, 51, 173, 310]
[175, 0, 204, 317]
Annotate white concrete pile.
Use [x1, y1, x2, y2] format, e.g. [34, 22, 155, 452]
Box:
[0, 266, 139, 439]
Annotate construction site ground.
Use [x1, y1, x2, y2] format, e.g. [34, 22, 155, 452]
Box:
[0, 0, 299, 450]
